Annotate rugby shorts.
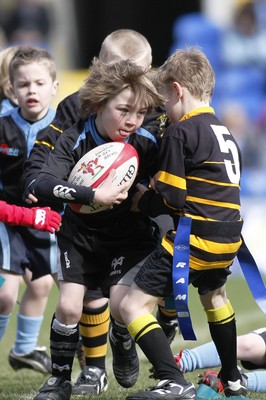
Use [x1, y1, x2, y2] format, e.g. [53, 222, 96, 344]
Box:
[56, 213, 158, 297]
[84, 287, 104, 301]
[0, 222, 58, 279]
[134, 243, 232, 297]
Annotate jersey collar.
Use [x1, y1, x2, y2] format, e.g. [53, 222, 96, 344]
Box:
[179, 106, 215, 122]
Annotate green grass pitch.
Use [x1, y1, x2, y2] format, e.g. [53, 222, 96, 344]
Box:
[0, 277, 265, 399]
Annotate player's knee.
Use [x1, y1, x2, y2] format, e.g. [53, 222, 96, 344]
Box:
[0, 291, 17, 314]
[119, 295, 137, 321]
[26, 275, 54, 299]
[57, 301, 82, 324]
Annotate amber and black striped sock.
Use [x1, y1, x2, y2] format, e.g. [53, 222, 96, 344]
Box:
[79, 302, 110, 370]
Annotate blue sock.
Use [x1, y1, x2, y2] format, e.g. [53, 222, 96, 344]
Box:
[0, 313, 11, 340]
[246, 371, 266, 392]
[179, 341, 221, 372]
[13, 313, 43, 355]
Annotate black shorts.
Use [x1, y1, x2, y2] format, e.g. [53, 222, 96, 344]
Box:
[57, 212, 158, 297]
[0, 222, 58, 280]
[84, 288, 104, 301]
[241, 328, 266, 370]
[134, 243, 232, 297]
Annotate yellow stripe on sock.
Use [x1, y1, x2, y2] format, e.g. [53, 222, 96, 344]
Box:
[128, 314, 160, 341]
[83, 343, 107, 358]
[80, 307, 110, 326]
[205, 300, 234, 324]
[79, 308, 110, 338]
[79, 321, 110, 338]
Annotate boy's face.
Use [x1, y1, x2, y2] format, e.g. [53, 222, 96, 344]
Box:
[11, 62, 59, 121]
[95, 88, 147, 141]
[159, 83, 182, 124]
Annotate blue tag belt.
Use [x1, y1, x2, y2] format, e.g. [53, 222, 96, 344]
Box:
[171, 216, 266, 341]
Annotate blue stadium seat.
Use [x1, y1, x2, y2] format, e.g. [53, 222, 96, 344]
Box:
[213, 93, 265, 121]
[169, 13, 266, 121]
[169, 12, 223, 72]
[215, 66, 265, 98]
[214, 65, 266, 120]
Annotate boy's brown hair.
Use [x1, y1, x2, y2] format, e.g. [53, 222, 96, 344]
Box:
[0, 46, 19, 100]
[9, 45, 57, 83]
[79, 57, 163, 119]
[153, 48, 215, 102]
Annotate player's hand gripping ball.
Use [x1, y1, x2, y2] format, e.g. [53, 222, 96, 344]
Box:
[68, 142, 139, 214]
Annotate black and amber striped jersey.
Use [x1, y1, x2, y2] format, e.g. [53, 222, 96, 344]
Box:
[140, 107, 243, 271]
[142, 105, 169, 140]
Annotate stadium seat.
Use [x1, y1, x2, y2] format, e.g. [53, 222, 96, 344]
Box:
[169, 12, 223, 72]
[169, 13, 266, 121]
[214, 65, 266, 120]
[215, 65, 265, 98]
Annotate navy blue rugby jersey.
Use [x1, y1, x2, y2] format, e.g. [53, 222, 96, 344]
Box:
[33, 114, 159, 226]
[140, 107, 243, 270]
[22, 92, 165, 197]
[0, 108, 55, 205]
[22, 92, 79, 193]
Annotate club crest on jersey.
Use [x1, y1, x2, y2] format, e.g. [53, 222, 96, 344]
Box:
[78, 157, 104, 178]
[158, 112, 168, 130]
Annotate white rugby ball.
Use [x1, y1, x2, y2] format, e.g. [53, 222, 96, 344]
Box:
[68, 142, 139, 214]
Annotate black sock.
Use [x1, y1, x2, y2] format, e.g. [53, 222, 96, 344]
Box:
[110, 316, 130, 340]
[50, 314, 79, 380]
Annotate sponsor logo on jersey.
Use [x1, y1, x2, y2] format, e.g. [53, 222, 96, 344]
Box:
[0, 143, 19, 156]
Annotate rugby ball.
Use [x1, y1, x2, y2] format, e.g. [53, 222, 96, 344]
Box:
[68, 142, 139, 214]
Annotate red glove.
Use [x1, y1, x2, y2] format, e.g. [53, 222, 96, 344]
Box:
[0, 201, 61, 233]
[31, 207, 62, 233]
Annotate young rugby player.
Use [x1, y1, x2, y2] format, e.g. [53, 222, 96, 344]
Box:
[0, 46, 60, 374]
[120, 48, 247, 399]
[31, 57, 163, 400]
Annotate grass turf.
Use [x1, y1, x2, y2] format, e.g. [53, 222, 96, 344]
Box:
[0, 277, 265, 399]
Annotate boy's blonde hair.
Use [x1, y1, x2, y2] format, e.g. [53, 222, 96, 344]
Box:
[79, 57, 163, 119]
[153, 48, 215, 102]
[0, 46, 19, 101]
[9, 46, 57, 84]
[99, 29, 152, 69]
